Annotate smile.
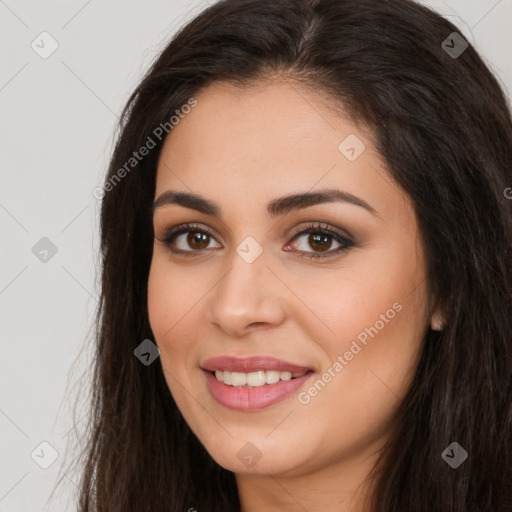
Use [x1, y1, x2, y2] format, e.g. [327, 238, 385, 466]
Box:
[201, 355, 315, 410]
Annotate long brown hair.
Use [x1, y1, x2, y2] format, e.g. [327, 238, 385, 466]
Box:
[61, 0, 512, 510]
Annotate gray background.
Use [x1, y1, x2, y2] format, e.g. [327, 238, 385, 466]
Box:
[1, 1, 511, 510]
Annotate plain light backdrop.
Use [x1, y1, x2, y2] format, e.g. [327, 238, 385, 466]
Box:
[1, 0, 511, 510]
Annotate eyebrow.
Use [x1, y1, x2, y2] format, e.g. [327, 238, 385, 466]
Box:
[152, 188, 378, 218]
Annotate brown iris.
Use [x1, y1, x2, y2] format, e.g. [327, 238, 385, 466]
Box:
[187, 231, 210, 249]
[308, 233, 332, 252]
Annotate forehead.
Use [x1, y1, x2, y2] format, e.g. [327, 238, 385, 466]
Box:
[165, 80, 358, 145]
[154, 79, 410, 222]
[158, 80, 368, 175]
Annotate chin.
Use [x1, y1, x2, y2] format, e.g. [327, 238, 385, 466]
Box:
[199, 434, 311, 477]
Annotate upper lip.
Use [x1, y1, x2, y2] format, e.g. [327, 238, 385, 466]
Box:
[201, 356, 313, 374]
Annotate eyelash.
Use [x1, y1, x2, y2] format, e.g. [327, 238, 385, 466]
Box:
[156, 222, 354, 260]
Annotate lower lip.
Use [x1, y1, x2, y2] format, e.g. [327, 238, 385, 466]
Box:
[203, 370, 314, 411]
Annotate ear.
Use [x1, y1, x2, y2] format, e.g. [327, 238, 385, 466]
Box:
[430, 304, 445, 331]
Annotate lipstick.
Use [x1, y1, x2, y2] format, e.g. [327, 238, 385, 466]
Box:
[201, 356, 314, 411]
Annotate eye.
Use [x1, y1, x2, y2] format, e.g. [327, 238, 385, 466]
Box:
[285, 222, 354, 259]
[156, 223, 221, 254]
[155, 221, 354, 259]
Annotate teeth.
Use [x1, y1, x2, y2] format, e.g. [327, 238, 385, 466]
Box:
[265, 370, 280, 384]
[230, 371, 247, 386]
[247, 370, 266, 387]
[214, 370, 307, 387]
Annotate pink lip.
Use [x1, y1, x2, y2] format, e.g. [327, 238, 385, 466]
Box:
[201, 356, 315, 411]
[203, 371, 314, 411]
[201, 355, 312, 373]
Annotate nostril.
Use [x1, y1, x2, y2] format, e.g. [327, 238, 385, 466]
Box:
[248, 322, 266, 328]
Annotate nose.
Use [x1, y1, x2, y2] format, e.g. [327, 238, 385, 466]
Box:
[206, 249, 287, 337]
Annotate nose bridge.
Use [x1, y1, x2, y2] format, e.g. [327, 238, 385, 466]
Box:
[207, 243, 286, 333]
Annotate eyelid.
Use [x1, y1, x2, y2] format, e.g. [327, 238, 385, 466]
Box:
[287, 221, 354, 242]
[154, 222, 219, 243]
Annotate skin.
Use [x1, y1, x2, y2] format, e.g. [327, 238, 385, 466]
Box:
[147, 78, 443, 512]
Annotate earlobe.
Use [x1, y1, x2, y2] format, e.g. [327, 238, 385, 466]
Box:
[430, 309, 445, 331]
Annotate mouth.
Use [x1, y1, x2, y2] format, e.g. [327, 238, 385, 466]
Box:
[201, 356, 315, 411]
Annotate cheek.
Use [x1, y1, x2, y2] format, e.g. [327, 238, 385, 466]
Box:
[147, 261, 203, 412]
[147, 257, 221, 386]
[147, 256, 200, 336]
[148, 265, 173, 342]
[287, 254, 422, 353]
[147, 260, 196, 363]
[289, 248, 427, 410]
[295, 292, 425, 458]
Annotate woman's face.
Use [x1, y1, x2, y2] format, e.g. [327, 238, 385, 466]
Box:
[148, 79, 436, 479]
